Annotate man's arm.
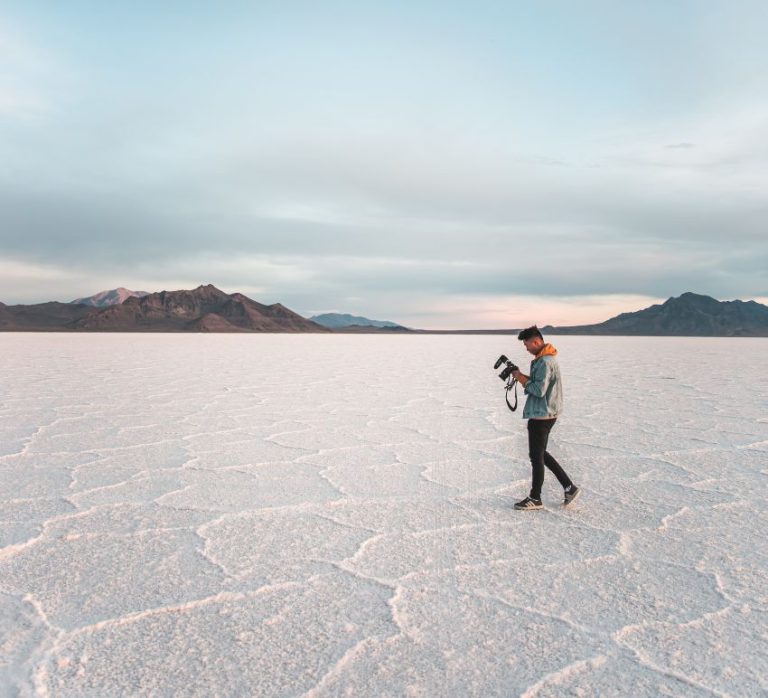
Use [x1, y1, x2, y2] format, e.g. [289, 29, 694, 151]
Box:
[516, 360, 552, 397]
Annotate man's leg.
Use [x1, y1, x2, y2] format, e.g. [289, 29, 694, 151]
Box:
[527, 419, 548, 500]
[530, 419, 573, 498]
[541, 423, 580, 505]
[543, 451, 573, 489]
[542, 420, 573, 490]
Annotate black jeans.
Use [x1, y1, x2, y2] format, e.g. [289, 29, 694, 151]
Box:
[528, 418, 572, 500]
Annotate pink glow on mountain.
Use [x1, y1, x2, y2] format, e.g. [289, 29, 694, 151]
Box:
[70, 288, 150, 307]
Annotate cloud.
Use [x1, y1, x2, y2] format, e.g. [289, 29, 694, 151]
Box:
[1, 5, 767, 326]
[0, 257, 81, 303]
[4, 109, 766, 271]
[2, 118, 767, 314]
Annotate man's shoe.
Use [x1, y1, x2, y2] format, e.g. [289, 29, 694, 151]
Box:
[563, 485, 581, 507]
[514, 496, 543, 510]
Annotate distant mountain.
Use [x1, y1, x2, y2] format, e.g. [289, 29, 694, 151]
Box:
[4, 288, 766, 335]
[0, 300, 94, 331]
[0, 302, 13, 328]
[71, 287, 150, 307]
[310, 312, 407, 330]
[544, 292, 768, 337]
[1, 285, 329, 333]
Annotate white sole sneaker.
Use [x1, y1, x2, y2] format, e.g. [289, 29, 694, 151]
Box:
[514, 498, 543, 510]
[563, 486, 581, 507]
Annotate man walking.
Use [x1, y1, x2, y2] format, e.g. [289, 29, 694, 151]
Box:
[511, 326, 580, 510]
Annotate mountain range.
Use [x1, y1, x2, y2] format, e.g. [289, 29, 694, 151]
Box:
[542, 292, 768, 337]
[0, 285, 327, 333]
[1, 288, 767, 335]
[309, 313, 408, 331]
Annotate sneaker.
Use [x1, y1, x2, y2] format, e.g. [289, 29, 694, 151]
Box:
[563, 485, 581, 507]
[514, 496, 543, 510]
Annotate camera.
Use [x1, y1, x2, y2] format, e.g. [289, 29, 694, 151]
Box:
[493, 354, 519, 382]
[493, 354, 520, 412]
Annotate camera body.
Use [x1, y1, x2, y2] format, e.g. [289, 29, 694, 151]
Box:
[494, 354, 519, 382]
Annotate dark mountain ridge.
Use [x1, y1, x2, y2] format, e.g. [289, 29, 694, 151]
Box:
[1, 285, 328, 333]
[543, 292, 768, 337]
[0, 301, 94, 330]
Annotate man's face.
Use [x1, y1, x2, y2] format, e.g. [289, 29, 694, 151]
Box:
[523, 336, 544, 356]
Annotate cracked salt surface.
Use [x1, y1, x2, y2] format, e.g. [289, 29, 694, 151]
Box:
[1, 334, 767, 696]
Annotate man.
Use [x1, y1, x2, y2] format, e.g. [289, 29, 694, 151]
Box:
[510, 326, 580, 510]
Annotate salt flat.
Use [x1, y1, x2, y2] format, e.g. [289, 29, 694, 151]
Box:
[1, 333, 766, 697]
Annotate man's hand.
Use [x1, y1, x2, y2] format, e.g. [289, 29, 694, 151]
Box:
[512, 369, 528, 385]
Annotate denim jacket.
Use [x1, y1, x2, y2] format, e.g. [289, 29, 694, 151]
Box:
[522, 344, 563, 419]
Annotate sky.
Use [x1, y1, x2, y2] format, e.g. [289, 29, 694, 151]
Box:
[1, 1, 767, 329]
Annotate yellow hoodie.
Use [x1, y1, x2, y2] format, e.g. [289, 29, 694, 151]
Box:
[535, 343, 558, 359]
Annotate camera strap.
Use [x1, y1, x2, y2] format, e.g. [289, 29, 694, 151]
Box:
[505, 380, 518, 412]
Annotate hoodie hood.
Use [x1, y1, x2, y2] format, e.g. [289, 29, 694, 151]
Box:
[535, 343, 558, 358]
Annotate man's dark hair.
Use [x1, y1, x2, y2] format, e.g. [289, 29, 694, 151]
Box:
[517, 325, 543, 341]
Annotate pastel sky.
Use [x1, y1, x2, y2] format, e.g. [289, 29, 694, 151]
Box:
[1, 1, 766, 329]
